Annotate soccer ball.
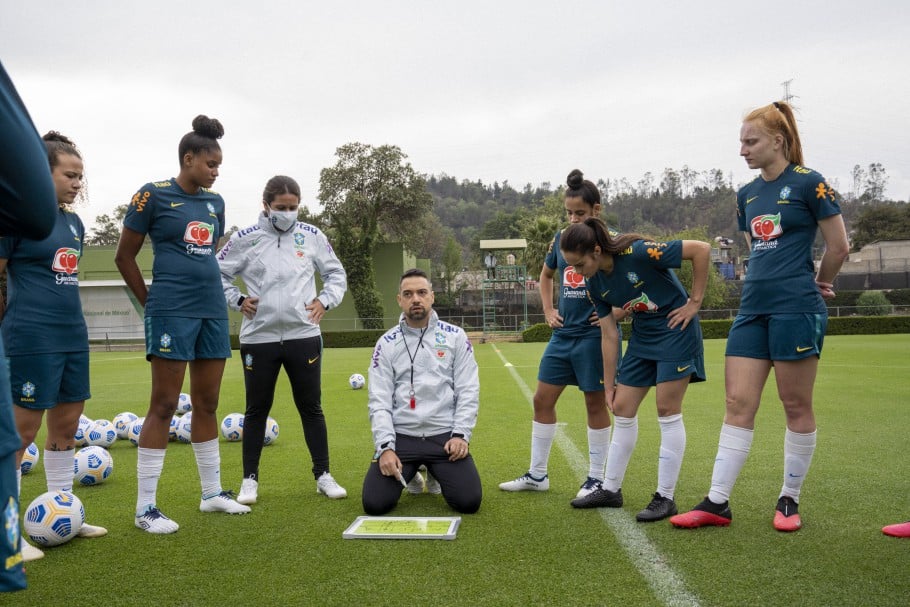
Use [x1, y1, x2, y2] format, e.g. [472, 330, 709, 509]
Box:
[23, 491, 84, 547]
[175, 412, 193, 443]
[263, 416, 279, 446]
[74, 415, 94, 447]
[127, 417, 145, 446]
[86, 419, 117, 448]
[220, 413, 244, 441]
[113, 412, 139, 439]
[168, 415, 181, 441]
[73, 446, 114, 485]
[349, 373, 365, 390]
[176, 392, 192, 415]
[21, 442, 40, 474]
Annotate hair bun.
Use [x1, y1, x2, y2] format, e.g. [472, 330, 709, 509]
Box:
[566, 169, 584, 189]
[191, 115, 225, 140]
[42, 130, 75, 146]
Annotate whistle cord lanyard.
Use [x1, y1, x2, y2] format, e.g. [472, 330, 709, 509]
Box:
[402, 324, 428, 409]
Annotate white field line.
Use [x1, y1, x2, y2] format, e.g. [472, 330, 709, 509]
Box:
[492, 344, 701, 607]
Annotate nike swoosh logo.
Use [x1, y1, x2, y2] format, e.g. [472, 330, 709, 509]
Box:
[677, 365, 692, 373]
[601, 291, 610, 297]
[170, 202, 184, 207]
[308, 356, 320, 364]
[796, 346, 813, 353]
[746, 196, 759, 205]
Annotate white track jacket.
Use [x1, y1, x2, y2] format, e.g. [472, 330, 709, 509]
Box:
[217, 213, 347, 344]
[368, 310, 479, 452]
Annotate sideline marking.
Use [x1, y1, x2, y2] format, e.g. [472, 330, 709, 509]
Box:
[491, 344, 701, 607]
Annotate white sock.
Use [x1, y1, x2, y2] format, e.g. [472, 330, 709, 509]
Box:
[137, 447, 166, 514]
[44, 449, 74, 492]
[529, 421, 556, 478]
[192, 438, 223, 499]
[16, 468, 21, 498]
[656, 414, 686, 500]
[603, 415, 637, 492]
[707, 423, 753, 504]
[780, 428, 816, 503]
[587, 426, 611, 481]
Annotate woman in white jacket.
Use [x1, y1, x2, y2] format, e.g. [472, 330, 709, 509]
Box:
[218, 175, 348, 505]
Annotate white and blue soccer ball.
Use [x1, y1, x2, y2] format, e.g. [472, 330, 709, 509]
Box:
[168, 415, 181, 442]
[86, 419, 117, 448]
[349, 373, 365, 390]
[127, 417, 145, 446]
[74, 415, 94, 447]
[73, 446, 114, 485]
[220, 413, 244, 442]
[175, 412, 193, 443]
[21, 442, 40, 474]
[23, 490, 85, 547]
[113, 412, 139, 439]
[176, 392, 192, 415]
[263, 416, 279, 446]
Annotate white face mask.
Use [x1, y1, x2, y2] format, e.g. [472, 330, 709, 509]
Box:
[269, 210, 297, 232]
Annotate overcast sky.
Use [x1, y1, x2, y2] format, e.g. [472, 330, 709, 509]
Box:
[2, 1, 908, 233]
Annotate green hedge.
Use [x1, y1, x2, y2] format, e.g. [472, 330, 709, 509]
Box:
[521, 316, 910, 343]
[717, 289, 910, 311]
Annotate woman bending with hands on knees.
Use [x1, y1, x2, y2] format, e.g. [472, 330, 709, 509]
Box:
[116, 115, 250, 535]
[670, 101, 848, 532]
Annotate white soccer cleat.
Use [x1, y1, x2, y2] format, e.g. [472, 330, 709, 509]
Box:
[135, 506, 180, 534]
[21, 539, 44, 561]
[499, 472, 550, 492]
[199, 491, 251, 514]
[78, 522, 108, 538]
[575, 477, 603, 499]
[406, 471, 426, 494]
[425, 472, 442, 495]
[316, 472, 347, 499]
[238, 478, 258, 505]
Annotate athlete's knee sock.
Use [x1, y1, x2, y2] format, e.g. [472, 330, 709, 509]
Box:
[707, 423, 753, 505]
[780, 428, 816, 503]
[192, 437, 223, 499]
[136, 447, 166, 514]
[16, 468, 21, 499]
[44, 449, 74, 492]
[529, 421, 556, 478]
[656, 414, 686, 500]
[587, 425, 611, 481]
[603, 416, 637, 492]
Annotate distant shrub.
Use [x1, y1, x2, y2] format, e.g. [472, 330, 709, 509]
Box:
[855, 291, 891, 316]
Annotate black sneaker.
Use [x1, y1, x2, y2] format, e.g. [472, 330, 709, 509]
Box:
[571, 486, 623, 509]
[636, 492, 678, 522]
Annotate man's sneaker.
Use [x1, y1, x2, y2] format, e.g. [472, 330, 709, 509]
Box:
[882, 521, 910, 538]
[238, 478, 258, 505]
[499, 472, 549, 492]
[636, 493, 678, 522]
[200, 490, 252, 514]
[407, 471, 426, 494]
[670, 497, 732, 528]
[135, 506, 180, 534]
[425, 472, 442, 495]
[773, 496, 802, 532]
[21, 540, 44, 561]
[576, 477, 603, 499]
[316, 472, 348, 499]
[78, 523, 108, 538]
[571, 486, 623, 509]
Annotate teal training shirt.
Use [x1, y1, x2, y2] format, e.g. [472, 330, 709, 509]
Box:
[122, 179, 227, 318]
[545, 230, 600, 338]
[737, 164, 842, 314]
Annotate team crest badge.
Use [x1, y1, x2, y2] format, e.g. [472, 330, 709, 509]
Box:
[4, 496, 20, 552]
[160, 333, 172, 349]
[626, 272, 639, 285]
[206, 202, 215, 214]
[779, 186, 791, 201]
[244, 353, 253, 367]
[21, 382, 35, 398]
[435, 332, 446, 346]
[69, 224, 79, 238]
[294, 233, 305, 246]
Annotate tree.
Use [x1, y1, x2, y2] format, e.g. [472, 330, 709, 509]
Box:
[863, 162, 888, 202]
[441, 236, 462, 296]
[850, 203, 910, 250]
[87, 204, 128, 245]
[663, 226, 729, 309]
[318, 143, 433, 329]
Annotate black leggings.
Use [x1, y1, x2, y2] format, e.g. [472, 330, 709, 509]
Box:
[240, 337, 329, 480]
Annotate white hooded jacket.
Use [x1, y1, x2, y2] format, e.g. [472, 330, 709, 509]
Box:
[217, 212, 346, 344]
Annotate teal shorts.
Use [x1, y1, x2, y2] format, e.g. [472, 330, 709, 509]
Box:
[538, 332, 616, 392]
[725, 313, 826, 361]
[618, 352, 706, 387]
[144, 316, 231, 361]
[8, 351, 91, 410]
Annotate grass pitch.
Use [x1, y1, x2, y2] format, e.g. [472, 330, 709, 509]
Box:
[14, 335, 910, 606]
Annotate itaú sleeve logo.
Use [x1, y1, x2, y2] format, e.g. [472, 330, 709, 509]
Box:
[563, 266, 586, 289]
[750, 213, 782, 241]
[51, 248, 79, 274]
[184, 221, 214, 245]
